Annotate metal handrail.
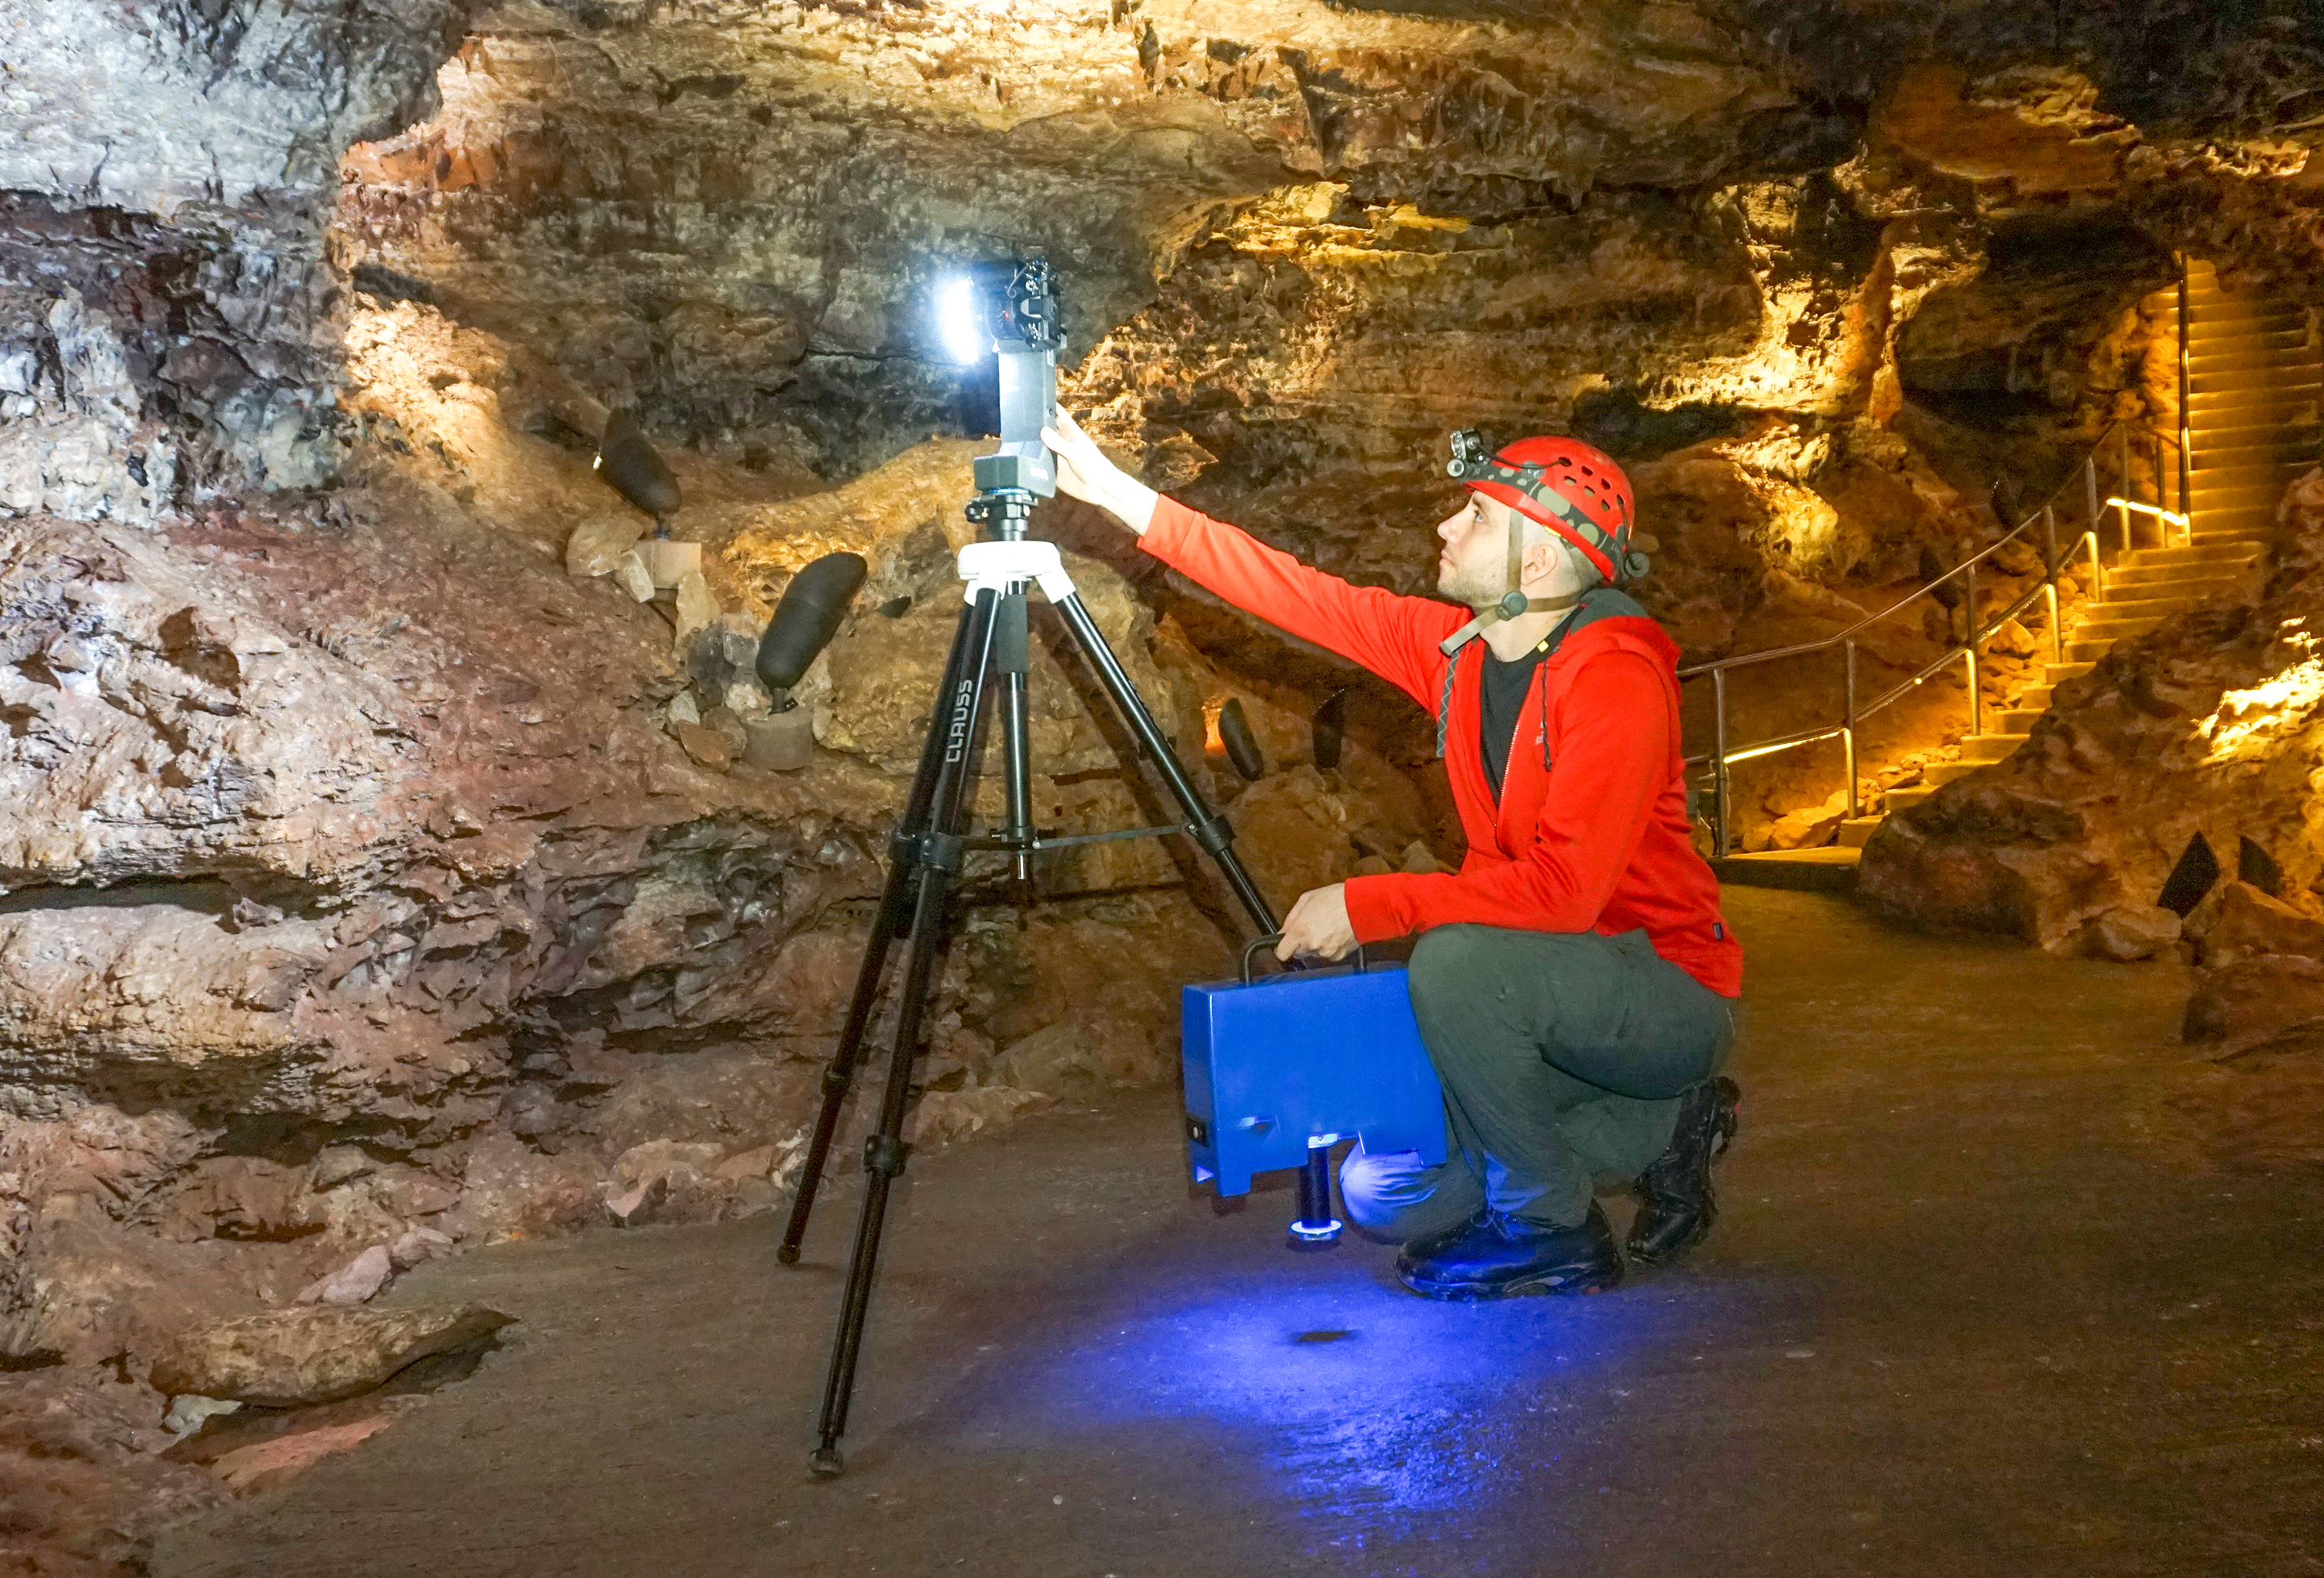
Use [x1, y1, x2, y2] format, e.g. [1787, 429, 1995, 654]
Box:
[1683, 390, 2192, 856]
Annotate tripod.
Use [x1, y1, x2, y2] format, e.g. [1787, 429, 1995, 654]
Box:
[777, 486, 1280, 1476]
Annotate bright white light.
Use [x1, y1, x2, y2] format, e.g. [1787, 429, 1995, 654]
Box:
[936, 276, 987, 365]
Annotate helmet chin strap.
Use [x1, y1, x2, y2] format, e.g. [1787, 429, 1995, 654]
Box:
[1439, 511, 1584, 656]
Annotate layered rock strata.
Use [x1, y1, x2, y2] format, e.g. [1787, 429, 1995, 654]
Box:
[2, 1, 2324, 1566]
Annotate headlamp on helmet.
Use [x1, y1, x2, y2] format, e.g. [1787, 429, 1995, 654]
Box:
[1436, 427, 1652, 655]
[1446, 428, 1495, 481]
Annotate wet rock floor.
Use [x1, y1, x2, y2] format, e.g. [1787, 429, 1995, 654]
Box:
[150, 890, 2324, 1576]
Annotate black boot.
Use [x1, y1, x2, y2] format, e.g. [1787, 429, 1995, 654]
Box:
[1394, 1202, 1624, 1299]
[1627, 1075, 1740, 1265]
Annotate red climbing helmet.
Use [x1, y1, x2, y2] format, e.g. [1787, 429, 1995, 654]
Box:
[1447, 430, 1647, 584]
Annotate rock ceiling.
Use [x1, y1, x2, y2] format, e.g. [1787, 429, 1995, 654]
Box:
[6, 2, 2324, 1563]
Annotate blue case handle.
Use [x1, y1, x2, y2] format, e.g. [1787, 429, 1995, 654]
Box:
[1241, 933, 1368, 984]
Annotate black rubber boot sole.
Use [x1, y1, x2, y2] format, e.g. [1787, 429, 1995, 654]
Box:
[1396, 1248, 1625, 1300]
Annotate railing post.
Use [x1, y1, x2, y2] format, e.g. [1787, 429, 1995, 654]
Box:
[1842, 641, 1858, 820]
[2084, 454, 2100, 539]
[2155, 434, 2167, 546]
[2042, 503, 2064, 664]
[2178, 257, 2193, 528]
[2087, 532, 2105, 603]
[1965, 561, 1982, 737]
[1712, 668, 1729, 859]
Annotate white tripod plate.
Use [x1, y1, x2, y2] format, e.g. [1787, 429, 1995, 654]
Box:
[958, 539, 1078, 605]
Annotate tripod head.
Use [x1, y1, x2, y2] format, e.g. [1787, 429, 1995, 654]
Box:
[963, 488, 1038, 541]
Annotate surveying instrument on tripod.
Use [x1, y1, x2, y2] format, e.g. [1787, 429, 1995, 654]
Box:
[775, 258, 1280, 1476]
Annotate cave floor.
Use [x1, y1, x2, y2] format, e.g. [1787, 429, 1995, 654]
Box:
[148, 890, 2324, 1578]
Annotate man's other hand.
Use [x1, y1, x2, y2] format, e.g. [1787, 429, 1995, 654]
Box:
[1277, 883, 1356, 962]
[1041, 407, 1158, 536]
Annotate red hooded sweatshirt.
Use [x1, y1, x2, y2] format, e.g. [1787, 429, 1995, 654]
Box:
[1143, 497, 1742, 999]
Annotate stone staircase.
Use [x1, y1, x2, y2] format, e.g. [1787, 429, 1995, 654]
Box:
[1843, 538, 2259, 833]
[1714, 260, 2313, 886]
[1822, 261, 2309, 850]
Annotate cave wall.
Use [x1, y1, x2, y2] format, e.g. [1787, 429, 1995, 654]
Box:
[8, 2, 2324, 1562]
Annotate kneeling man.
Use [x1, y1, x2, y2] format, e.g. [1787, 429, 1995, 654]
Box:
[1046, 411, 1744, 1299]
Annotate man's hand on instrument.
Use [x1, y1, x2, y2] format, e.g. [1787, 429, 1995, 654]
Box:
[1277, 883, 1356, 962]
[1041, 406, 1159, 536]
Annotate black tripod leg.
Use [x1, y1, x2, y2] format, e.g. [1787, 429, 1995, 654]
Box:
[1048, 592, 1279, 933]
[811, 589, 1002, 1476]
[779, 607, 980, 1265]
[997, 591, 1035, 891]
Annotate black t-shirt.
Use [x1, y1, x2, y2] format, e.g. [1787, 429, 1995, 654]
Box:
[1479, 642, 1549, 799]
[1478, 596, 1612, 799]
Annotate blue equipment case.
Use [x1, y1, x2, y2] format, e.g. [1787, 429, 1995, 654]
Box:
[1181, 958, 1448, 1197]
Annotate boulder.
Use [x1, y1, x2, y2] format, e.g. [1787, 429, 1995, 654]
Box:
[2199, 881, 2324, 969]
[565, 515, 646, 577]
[295, 1244, 394, 1306]
[148, 1304, 513, 1408]
[675, 720, 731, 770]
[673, 568, 719, 643]
[308, 1146, 375, 1192]
[612, 548, 657, 601]
[2084, 904, 2181, 962]
[1766, 802, 1846, 852]
[2184, 954, 2324, 1044]
[905, 1086, 1055, 1148]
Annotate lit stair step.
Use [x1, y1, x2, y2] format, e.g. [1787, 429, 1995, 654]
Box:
[1886, 783, 1937, 812]
[1992, 708, 2043, 736]
[2184, 339, 2314, 366]
[2045, 660, 2097, 683]
[1925, 758, 1995, 786]
[2187, 317, 2308, 344]
[2191, 497, 2297, 522]
[2191, 462, 2309, 490]
[2102, 566, 2243, 591]
[2064, 637, 2121, 662]
[2194, 503, 2285, 521]
[2186, 316, 2308, 338]
[2196, 440, 2319, 469]
[2185, 350, 2324, 379]
[2190, 355, 2322, 379]
[2121, 545, 2256, 569]
[2076, 595, 2184, 620]
[2192, 369, 2322, 395]
[2071, 616, 2164, 645]
[2183, 317, 2316, 335]
[1958, 733, 2029, 764]
[1708, 848, 1859, 891]
[2191, 465, 2310, 489]
[2018, 683, 2054, 708]
[2184, 481, 2296, 499]
[2184, 346, 2314, 378]
[2188, 388, 2322, 417]
[2188, 372, 2321, 395]
[1838, 817, 1883, 850]
[2196, 427, 2322, 457]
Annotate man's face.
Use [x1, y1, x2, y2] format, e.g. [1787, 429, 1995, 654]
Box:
[1437, 492, 1527, 608]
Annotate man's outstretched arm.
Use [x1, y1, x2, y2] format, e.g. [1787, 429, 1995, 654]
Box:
[1043, 410, 1461, 706]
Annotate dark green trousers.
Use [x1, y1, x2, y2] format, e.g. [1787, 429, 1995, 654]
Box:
[1339, 925, 1738, 1236]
